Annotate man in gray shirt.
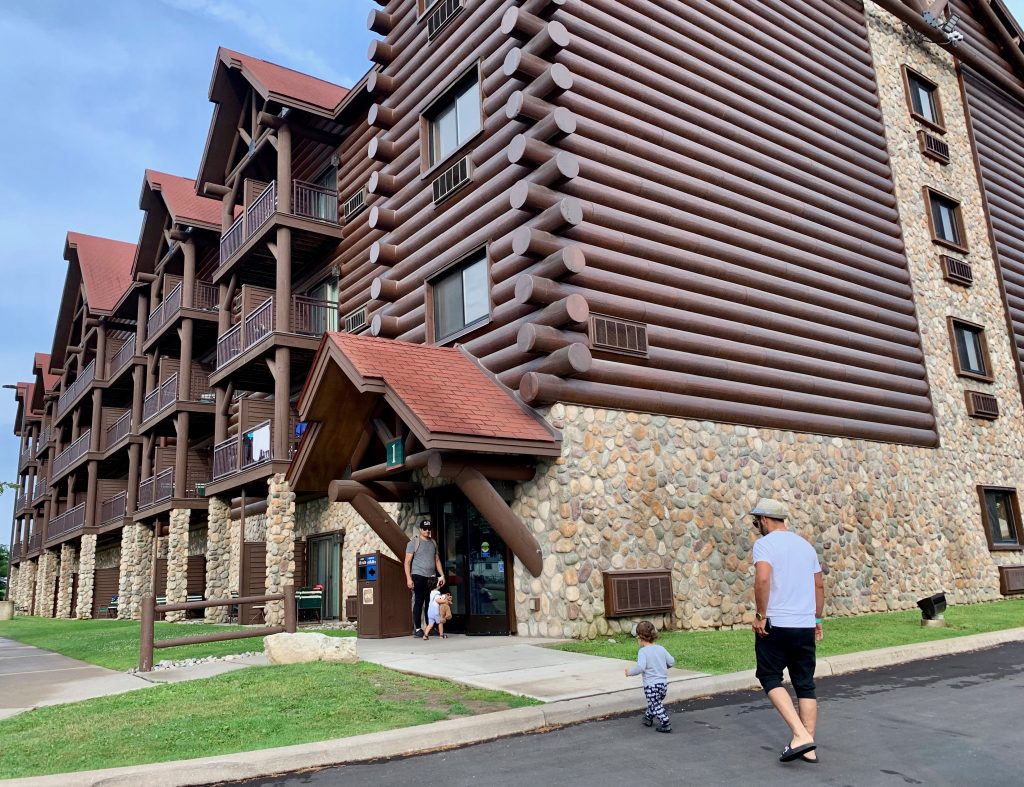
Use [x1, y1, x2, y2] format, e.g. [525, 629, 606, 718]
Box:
[404, 520, 445, 637]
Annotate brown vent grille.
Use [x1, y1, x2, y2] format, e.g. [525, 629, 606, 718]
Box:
[965, 391, 999, 419]
[590, 314, 649, 357]
[343, 188, 367, 222]
[941, 255, 973, 286]
[603, 569, 673, 617]
[345, 595, 359, 620]
[344, 307, 368, 334]
[919, 130, 950, 164]
[432, 155, 471, 204]
[427, 0, 463, 39]
[999, 565, 1024, 595]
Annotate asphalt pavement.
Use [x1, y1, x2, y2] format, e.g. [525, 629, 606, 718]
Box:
[232, 642, 1024, 787]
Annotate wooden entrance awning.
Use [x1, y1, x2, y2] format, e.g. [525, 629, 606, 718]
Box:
[288, 334, 561, 576]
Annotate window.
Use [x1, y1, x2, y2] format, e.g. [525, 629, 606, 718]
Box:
[431, 251, 489, 342]
[978, 487, 1023, 550]
[425, 70, 482, 168]
[927, 189, 967, 251]
[903, 67, 944, 131]
[949, 317, 992, 380]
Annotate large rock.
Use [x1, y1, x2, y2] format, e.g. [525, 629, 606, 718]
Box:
[264, 632, 358, 665]
[0, 601, 13, 621]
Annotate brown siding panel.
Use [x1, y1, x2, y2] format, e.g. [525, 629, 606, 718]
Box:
[91, 567, 121, 618]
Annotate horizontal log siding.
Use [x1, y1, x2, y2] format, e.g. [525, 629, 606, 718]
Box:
[518, 0, 936, 445]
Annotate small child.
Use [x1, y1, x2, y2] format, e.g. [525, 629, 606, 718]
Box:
[422, 579, 449, 640]
[625, 621, 675, 732]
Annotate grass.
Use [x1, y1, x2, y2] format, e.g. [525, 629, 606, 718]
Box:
[553, 598, 1024, 674]
[0, 617, 354, 671]
[0, 661, 538, 779]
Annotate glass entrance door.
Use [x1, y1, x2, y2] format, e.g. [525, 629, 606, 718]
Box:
[434, 488, 511, 635]
[309, 534, 341, 619]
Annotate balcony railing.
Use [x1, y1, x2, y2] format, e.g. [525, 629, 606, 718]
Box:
[32, 475, 48, 503]
[108, 336, 136, 379]
[212, 435, 240, 480]
[100, 491, 128, 525]
[27, 532, 41, 553]
[242, 420, 272, 469]
[218, 179, 339, 267]
[11, 543, 20, 561]
[56, 360, 96, 418]
[35, 426, 51, 458]
[15, 491, 27, 510]
[53, 430, 91, 477]
[105, 411, 132, 449]
[195, 281, 219, 311]
[48, 503, 86, 542]
[143, 374, 179, 422]
[215, 295, 338, 370]
[138, 467, 174, 510]
[19, 442, 33, 467]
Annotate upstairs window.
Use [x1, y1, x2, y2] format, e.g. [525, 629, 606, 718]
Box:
[978, 487, 1022, 550]
[425, 69, 482, 168]
[927, 189, 967, 251]
[904, 67, 944, 131]
[431, 250, 489, 342]
[949, 318, 992, 381]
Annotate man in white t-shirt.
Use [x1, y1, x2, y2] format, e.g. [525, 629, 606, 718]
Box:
[750, 497, 825, 764]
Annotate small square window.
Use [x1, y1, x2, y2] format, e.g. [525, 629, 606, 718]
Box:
[903, 67, 944, 132]
[948, 317, 993, 381]
[978, 487, 1023, 550]
[431, 250, 489, 342]
[424, 70, 482, 169]
[926, 189, 967, 252]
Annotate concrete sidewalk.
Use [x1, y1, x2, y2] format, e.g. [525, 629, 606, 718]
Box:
[8, 626, 1024, 787]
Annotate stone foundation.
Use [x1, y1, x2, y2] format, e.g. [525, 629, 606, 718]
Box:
[205, 497, 231, 623]
[55, 544, 77, 618]
[7, 565, 17, 608]
[165, 509, 191, 622]
[264, 474, 296, 626]
[75, 534, 97, 619]
[117, 524, 153, 620]
[33, 549, 57, 618]
[18, 558, 37, 615]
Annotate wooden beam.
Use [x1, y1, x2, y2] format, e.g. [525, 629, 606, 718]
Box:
[349, 493, 409, 559]
[372, 417, 395, 446]
[426, 452, 537, 482]
[328, 479, 417, 503]
[350, 450, 431, 483]
[453, 467, 543, 577]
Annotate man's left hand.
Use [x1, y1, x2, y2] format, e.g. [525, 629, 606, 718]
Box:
[752, 617, 768, 638]
[437, 576, 445, 588]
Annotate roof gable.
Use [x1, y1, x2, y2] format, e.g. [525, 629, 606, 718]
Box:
[217, 48, 349, 115]
[144, 170, 222, 230]
[64, 232, 136, 314]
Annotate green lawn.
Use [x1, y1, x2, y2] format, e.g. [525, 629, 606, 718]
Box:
[554, 599, 1024, 674]
[0, 617, 354, 671]
[0, 661, 538, 780]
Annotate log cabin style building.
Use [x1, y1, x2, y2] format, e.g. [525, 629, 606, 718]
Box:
[8, 0, 1024, 635]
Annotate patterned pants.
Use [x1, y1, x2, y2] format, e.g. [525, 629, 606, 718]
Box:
[643, 683, 670, 724]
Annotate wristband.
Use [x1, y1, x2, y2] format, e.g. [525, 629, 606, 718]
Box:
[815, 618, 824, 624]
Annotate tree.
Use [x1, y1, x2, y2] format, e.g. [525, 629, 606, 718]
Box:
[0, 544, 8, 601]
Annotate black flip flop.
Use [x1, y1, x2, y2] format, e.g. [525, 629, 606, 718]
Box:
[800, 752, 820, 764]
[779, 743, 817, 762]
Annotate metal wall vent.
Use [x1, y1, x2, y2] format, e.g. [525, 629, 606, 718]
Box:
[965, 391, 999, 419]
[344, 307, 368, 334]
[343, 188, 367, 222]
[999, 565, 1024, 595]
[431, 155, 471, 205]
[919, 130, 950, 164]
[603, 570, 673, 617]
[589, 314, 649, 357]
[427, 0, 463, 39]
[941, 255, 973, 286]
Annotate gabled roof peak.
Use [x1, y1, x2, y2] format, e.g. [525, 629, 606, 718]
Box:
[216, 47, 349, 115]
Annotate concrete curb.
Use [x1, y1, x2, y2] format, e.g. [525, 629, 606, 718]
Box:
[9, 626, 1024, 787]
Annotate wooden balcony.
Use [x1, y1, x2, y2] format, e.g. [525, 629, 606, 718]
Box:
[144, 281, 219, 349]
[32, 473, 48, 504]
[104, 411, 132, 451]
[18, 442, 34, 470]
[100, 491, 128, 526]
[56, 360, 96, 419]
[11, 543, 21, 562]
[138, 467, 174, 510]
[47, 503, 87, 544]
[207, 419, 294, 496]
[14, 490, 28, 512]
[26, 532, 41, 558]
[215, 179, 343, 282]
[35, 426, 51, 458]
[52, 430, 91, 479]
[140, 372, 215, 429]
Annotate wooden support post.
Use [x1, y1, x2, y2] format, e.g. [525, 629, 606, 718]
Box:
[131, 364, 145, 430]
[284, 585, 296, 633]
[126, 442, 141, 513]
[90, 389, 102, 451]
[273, 347, 291, 461]
[275, 227, 292, 332]
[85, 460, 98, 528]
[182, 240, 195, 309]
[174, 412, 189, 499]
[139, 595, 155, 672]
[277, 124, 292, 215]
[95, 323, 107, 379]
[348, 493, 410, 559]
[178, 318, 194, 402]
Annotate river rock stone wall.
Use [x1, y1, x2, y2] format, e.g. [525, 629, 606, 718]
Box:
[75, 534, 97, 619]
[165, 509, 190, 622]
[19, 559, 37, 615]
[116, 524, 153, 620]
[205, 497, 231, 622]
[8, 565, 18, 610]
[33, 548, 57, 618]
[55, 543, 77, 618]
[265, 474, 295, 626]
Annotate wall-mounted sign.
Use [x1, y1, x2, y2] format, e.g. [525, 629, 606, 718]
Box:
[386, 438, 405, 468]
[362, 587, 374, 605]
[480, 541, 490, 556]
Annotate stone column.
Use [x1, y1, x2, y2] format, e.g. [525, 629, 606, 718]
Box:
[8, 565, 18, 608]
[75, 534, 97, 619]
[264, 474, 295, 627]
[20, 559, 37, 614]
[56, 543, 76, 618]
[205, 497, 232, 623]
[116, 526, 135, 619]
[37, 549, 59, 618]
[165, 509, 191, 622]
[130, 524, 154, 620]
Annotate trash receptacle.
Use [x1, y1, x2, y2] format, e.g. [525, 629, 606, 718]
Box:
[356, 551, 409, 638]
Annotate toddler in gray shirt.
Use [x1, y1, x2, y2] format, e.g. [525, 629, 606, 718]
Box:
[625, 621, 675, 732]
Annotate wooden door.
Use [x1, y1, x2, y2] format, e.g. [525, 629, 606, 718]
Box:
[239, 541, 267, 624]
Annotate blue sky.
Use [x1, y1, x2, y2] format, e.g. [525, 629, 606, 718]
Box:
[3, 1, 1024, 547]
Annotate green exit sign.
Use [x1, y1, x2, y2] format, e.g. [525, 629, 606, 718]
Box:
[386, 438, 405, 468]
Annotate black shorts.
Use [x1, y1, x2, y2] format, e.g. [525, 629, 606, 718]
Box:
[755, 625, 817, 699]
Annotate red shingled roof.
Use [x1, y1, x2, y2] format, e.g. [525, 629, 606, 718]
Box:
[145, 170, 221, 229]
[33, 352, 58, 392]
[66, 232, 136, 314]
[327, 334, 557, 444]
[220, 48, 348, 113]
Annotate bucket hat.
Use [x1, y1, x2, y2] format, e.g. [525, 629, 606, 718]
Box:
[750, 498, 789, 521]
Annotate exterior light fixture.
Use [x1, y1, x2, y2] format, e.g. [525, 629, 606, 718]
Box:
[917, 592, 947, 627]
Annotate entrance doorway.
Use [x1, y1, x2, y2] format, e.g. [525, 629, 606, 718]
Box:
[432, 487, 512, 635]
[308, 533, 341, 620]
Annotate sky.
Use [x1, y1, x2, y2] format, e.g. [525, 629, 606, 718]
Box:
[3, 1, 1024, 549]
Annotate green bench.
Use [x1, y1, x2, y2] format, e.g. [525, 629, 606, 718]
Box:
[296, 588, 323, 623]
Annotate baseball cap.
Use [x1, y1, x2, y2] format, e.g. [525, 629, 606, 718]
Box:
[750, 498, 789, 520]
[418, 519, 433, 529]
